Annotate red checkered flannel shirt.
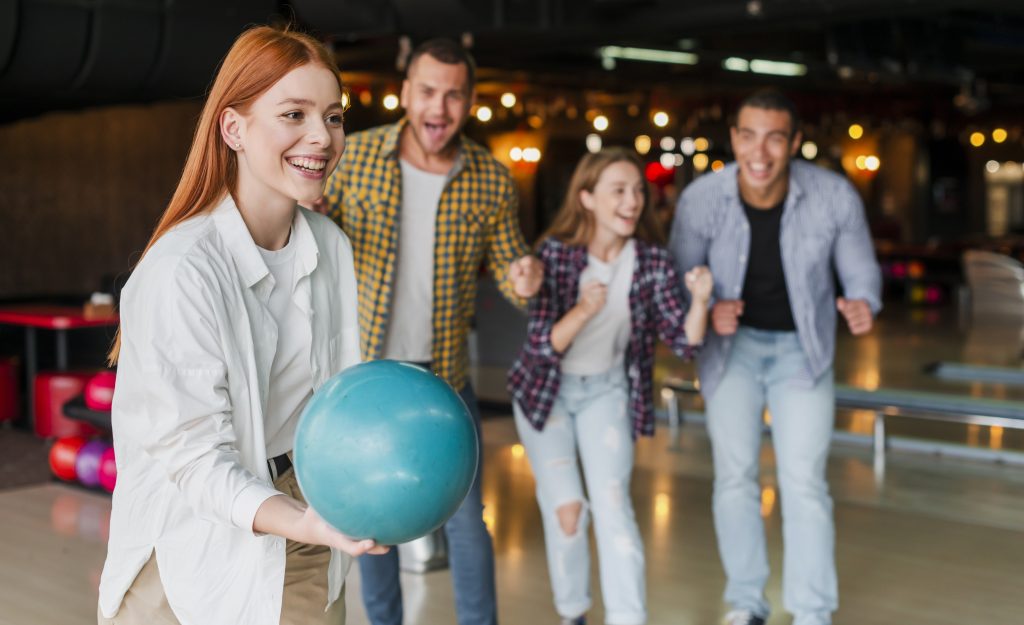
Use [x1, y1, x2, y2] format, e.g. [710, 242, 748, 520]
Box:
[508, 236, 702, 439]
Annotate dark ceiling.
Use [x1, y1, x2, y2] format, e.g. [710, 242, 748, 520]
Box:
[1, 0, 1023, 122]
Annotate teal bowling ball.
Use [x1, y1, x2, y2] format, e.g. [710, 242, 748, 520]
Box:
[293, 360, 479, 545]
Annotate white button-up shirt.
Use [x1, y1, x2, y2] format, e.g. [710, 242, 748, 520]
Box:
[98, 195, 361, 625]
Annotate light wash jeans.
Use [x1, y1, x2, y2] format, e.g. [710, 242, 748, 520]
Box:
[359, 384, 497, 625]
[705, 327, 837, 625]
[513, 367, 646, 625]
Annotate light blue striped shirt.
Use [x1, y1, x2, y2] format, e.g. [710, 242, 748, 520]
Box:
[669, 160, 882, 399]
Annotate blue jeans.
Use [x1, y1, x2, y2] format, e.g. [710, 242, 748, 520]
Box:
[358, 384, 497, 625]
[705, 327, 836, 625]
[513, 367, 645, 625]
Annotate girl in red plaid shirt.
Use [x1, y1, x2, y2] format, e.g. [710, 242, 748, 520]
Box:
[507, 148, 712, 625]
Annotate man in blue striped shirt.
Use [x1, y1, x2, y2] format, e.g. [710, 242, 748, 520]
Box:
[670, 90, 881, 625]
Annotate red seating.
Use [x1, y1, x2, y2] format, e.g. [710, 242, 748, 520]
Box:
[0, 357, 18, 423]
[34, 371, 100, 438]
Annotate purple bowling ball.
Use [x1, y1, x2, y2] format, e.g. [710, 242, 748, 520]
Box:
[75, 440, 109, 488]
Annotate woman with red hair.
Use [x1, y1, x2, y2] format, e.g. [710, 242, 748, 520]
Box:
[98, 26, 385, 625]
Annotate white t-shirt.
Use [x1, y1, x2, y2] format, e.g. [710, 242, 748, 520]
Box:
[382, 159, 447, 361]
[561, 239, 636, 375]
[258, 232, 314, 457]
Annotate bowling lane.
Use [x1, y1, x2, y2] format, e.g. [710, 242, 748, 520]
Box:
[0, 484, 110, 625]
[2, 414, 1021, 625]
[647, 303, 1024, 452]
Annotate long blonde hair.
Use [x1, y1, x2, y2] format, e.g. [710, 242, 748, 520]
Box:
[541, 147, 664, 247]
[108, 26, 342, 364]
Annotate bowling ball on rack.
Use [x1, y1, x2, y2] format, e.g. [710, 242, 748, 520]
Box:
[49, 436, 87, 481]
[75, 440, 110, 488]
[84, 370, 116, 411]
[99, 446, 117, 493]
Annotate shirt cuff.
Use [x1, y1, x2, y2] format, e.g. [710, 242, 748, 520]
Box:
[230, 481, 282, 534]
[843, 291, 883, 314]
[542, 335, 565, 361]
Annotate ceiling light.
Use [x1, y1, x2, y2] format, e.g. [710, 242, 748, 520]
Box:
[599, 46, 698, 68]
[723, 57, 749, 72]
[749, 59, 807, 76]
[635, 135, 652, 155]
[723, 56, 806, 76]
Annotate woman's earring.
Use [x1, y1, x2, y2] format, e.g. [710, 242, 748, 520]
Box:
[234, 142, 241, 149]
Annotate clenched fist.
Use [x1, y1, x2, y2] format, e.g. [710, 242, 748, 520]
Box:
[711, 300, 744, 336]
[577, 280, 608, 318]
[509, 256, 544, 298]
[837, 297, 873, 335]
[684, 266, 713, 304]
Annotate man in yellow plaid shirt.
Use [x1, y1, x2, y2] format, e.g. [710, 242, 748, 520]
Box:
[323, 39, 542, 625]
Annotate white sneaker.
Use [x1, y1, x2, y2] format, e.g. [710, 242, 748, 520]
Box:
[723, 609, 766, 625]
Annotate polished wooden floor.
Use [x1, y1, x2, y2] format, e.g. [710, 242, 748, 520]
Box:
[2, 304, 1023, 624]
[1, 419, 1021, 625]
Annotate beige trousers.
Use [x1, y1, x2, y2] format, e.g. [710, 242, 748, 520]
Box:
[98, 465, 345, 625]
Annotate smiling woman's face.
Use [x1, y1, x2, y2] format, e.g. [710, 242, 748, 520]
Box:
[232, 63, 346, 206]
[580, 160, 647, 242]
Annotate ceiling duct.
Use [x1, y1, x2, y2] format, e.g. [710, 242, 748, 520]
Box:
[70, 0, 162, 94]
[144, 0, 279, 98]
[0, 0, 16, 76]
[390, 0, 495, 36]
[0, 0, 278, 102]
[0, 0, 90, 91]
[290, 0, 394, 35]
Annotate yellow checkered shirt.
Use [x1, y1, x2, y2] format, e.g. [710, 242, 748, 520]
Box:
[325, 120, 529, 390]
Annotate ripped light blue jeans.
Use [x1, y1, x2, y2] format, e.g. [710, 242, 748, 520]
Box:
[513, 367, 646, 625]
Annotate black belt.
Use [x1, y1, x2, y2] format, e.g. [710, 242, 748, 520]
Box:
[268, 452, 293, 480]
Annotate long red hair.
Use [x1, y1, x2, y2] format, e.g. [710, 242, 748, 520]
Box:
[108, 26, 342, 363]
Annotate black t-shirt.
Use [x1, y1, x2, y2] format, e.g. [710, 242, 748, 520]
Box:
[739, 195, 797, 331]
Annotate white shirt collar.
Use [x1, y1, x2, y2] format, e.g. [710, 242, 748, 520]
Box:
[210, 195, 320, 289]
